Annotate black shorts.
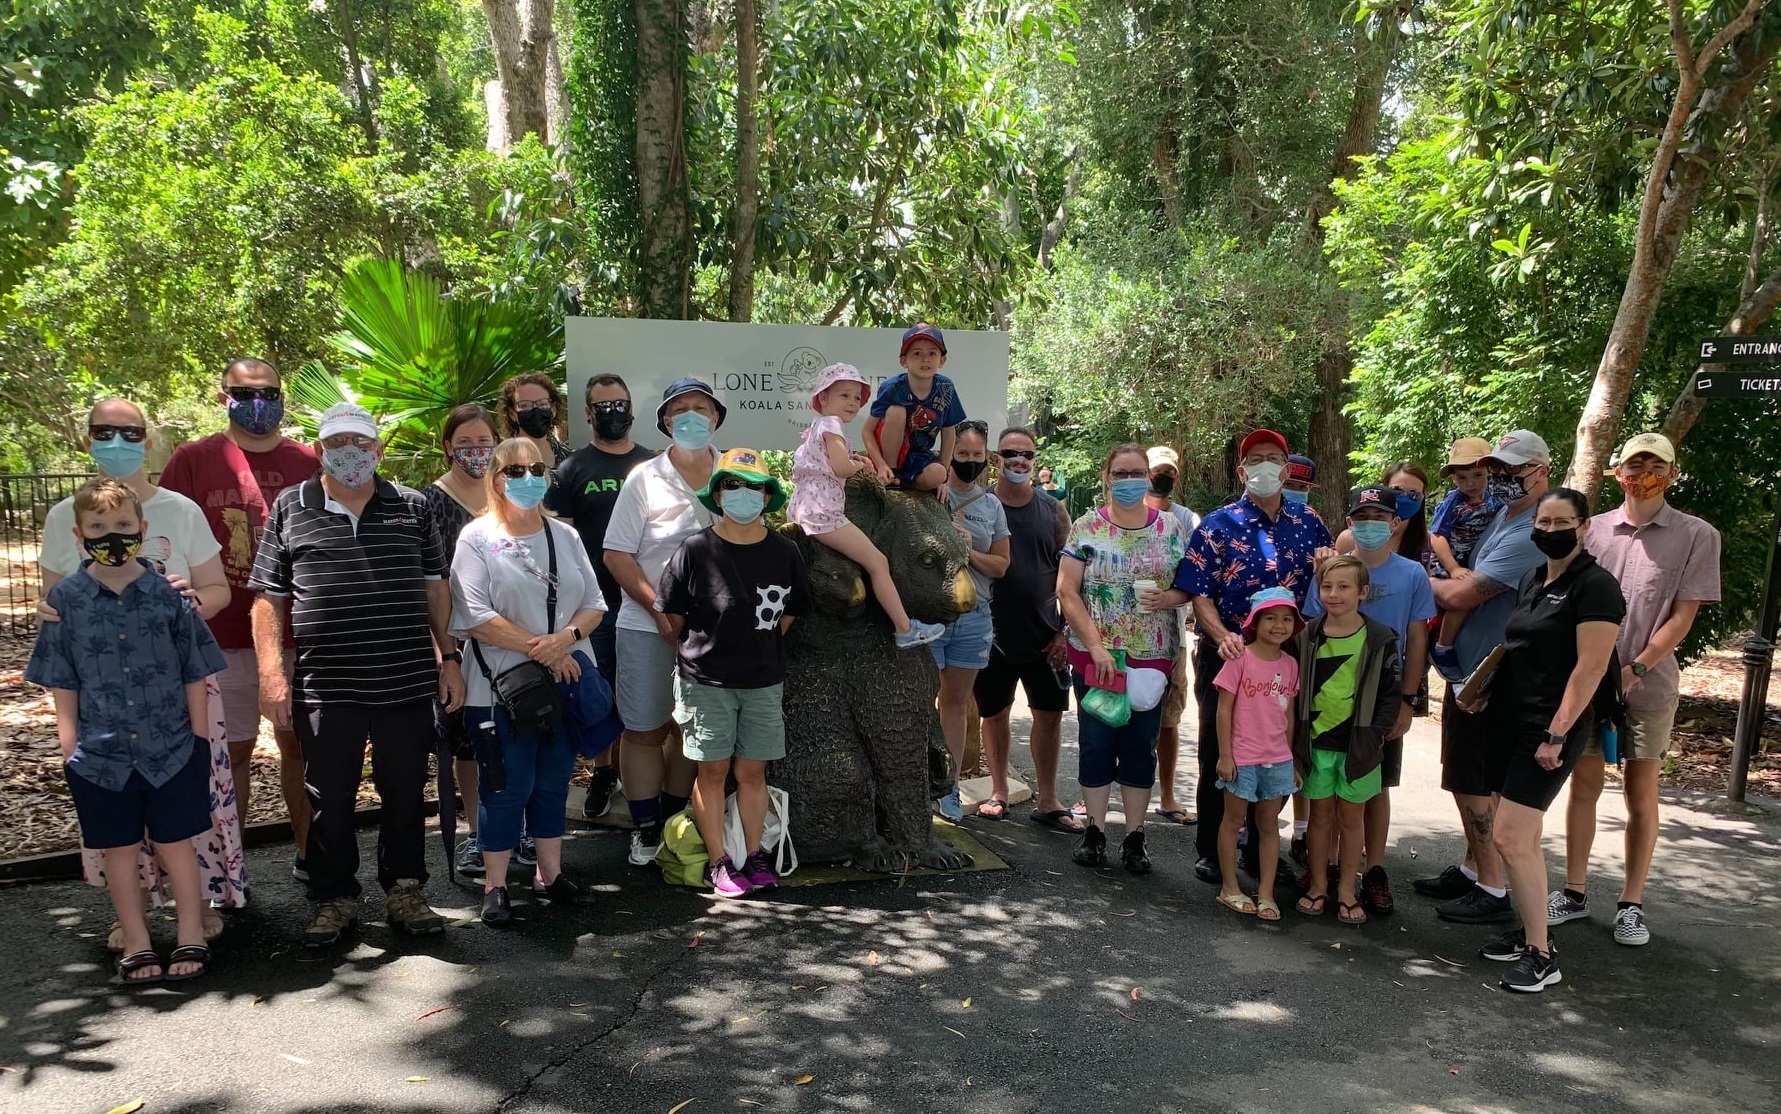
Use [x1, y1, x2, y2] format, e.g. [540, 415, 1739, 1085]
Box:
[1380, 736, 1404, 789]
[1439, 688, 1503, 797]
[67, 734, 212, 849]
[973, 645, 1070, 718]
[1498, 721, 1591, 812]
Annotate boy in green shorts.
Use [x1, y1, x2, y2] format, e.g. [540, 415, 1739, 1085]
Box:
[1290, 554, 1402, 925]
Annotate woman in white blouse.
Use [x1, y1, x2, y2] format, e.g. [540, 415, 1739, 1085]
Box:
[451, 438, 608, 925]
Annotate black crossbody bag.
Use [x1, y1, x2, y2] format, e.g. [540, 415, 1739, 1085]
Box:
[471, 523, 568, 739]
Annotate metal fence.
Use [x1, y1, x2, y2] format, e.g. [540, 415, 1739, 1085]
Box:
[0, 472, 154, 637]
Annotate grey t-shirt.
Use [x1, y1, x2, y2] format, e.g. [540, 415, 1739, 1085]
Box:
[946, 483, 1010, 610]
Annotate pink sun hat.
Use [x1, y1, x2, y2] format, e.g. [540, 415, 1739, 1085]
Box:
[1241, 586, 1304, 636]
[811, 362, 873, 411]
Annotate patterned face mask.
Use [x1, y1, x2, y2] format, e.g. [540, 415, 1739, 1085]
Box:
[451, 445, 494, 479]
[82, 531, 142, 567]
[321, 444, 377, 488]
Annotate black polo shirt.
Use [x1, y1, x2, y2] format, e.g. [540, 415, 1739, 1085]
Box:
[249, 477, 447, 706]
[1494, 550, 1625, 739]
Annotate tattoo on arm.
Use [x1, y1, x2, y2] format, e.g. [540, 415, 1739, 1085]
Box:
[1469, 574, 1509, 602]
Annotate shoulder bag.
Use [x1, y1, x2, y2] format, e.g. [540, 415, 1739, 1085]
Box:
[471, 522, 567, 737]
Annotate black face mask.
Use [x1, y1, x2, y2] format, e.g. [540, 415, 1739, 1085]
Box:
[1530, 527, 1578, 559]
[516, 408, 555, 438]
[1149, 473, 1175, 497]
[951, 459, 987, 483]
[593, 409, 634, 441]
[83, 531, 143, 567]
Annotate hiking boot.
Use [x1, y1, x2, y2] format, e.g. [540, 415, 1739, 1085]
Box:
[707, 856, 754, 898]
[894, 620, 946, 649]
[1360, 866, 1395, 916]
[1547, 889, 1590, 926]
[1479, 927, 1529, 962]
[583, 769, 620, 819]
[629, 826, 662, 867]
[1412, 865, 1474, 900]
[1122, 830, 1152, 875]
[454, 835, 485, 878]
[514, 834, 538, 868]
[741, 850, 780, 891]
[532, 873, 596, 906]
[1436, 886, 1515, 925]
[1614, 905, 1651, 946]
[302, 897, 357, 948]
[386, 880, 446, 936]
[480, 886, 513, 927]
[1501, 944, 1562, 993]
[1072, 823, 1107, 867]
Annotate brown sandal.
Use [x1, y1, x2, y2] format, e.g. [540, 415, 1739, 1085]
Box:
[1337, 901, 1369, 926]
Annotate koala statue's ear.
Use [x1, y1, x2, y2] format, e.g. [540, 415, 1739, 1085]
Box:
[843, 471, 890, 536]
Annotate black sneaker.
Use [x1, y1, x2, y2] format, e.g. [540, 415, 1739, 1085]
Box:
[1501, 945, 1562, 992]
[1122, 830, 1152, 875]
[1193, 855, 1222, 884]
[1436, 886, 1516, 925]
[481, 886, 513, 926]
[1479, 927, 1528, 962]
[514, 834, 538, 868]
[1413, 865, 1475, 900]
[1072, 823, 1107, 867]
[531, 873, 596, 907]
[1289, 834, 1309, 866]
[582, 769, 620, 820]
[1360, 866, 1395, 915]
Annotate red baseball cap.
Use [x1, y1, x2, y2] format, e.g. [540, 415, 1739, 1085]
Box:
[1239, 429, 1289, 459]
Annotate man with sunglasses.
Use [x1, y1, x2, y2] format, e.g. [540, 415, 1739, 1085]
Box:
[548, 374, 657, 818]
[159, 357, 319, 872]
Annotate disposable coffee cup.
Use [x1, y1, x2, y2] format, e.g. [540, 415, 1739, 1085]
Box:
[1134, 579, 1159, 609]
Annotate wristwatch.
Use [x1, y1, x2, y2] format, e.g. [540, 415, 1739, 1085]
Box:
[1545, 730, 1567, 747]
[442, 650, 462, 665]
[1630, 661, 1649, 678]
[569, 625, 584, 642]
[1402, 694, 1418, 707]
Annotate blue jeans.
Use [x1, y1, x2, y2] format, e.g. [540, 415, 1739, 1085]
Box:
[466, 706, 575, 852]
[1073, 679, 1164, 790]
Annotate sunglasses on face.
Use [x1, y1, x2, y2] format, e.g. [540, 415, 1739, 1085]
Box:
[717, 477, 768, 492]
[998, 448, 1036, 460]
[226, 386, 282, 403]
[589, 399, 631, 414]
[513, 399, 554, 413]
[89, 424, 148, 443]
[500, 462, 551, 479]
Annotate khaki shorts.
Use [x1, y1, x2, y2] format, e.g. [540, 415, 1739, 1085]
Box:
[1588, 701, 1678, 762]
[674, 677, 786, 763]
[1160, 653, 1189, 732]
[216, 647, 294, 743]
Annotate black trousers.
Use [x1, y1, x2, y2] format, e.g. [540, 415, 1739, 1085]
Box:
[296, 697, 433, 900]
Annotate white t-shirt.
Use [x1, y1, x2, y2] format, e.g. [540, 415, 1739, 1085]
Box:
[40, 486, 222, 582]
[450, 516, 609, 709]
[601, 448, 718, 633]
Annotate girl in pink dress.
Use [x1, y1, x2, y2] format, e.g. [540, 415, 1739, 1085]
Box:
[789, 363, 943, 649]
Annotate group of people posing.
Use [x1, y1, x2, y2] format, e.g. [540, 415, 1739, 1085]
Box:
[27, 322, 1720, 999]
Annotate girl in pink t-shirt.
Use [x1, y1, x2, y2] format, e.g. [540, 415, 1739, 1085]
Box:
[1212, 587, 1303, 920]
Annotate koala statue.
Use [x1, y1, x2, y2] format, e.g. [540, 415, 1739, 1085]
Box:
[774, 473, 977, 872]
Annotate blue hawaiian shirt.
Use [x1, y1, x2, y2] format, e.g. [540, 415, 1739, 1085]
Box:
[1172, 494, 1334, 629]
[25, 562, 226, 791]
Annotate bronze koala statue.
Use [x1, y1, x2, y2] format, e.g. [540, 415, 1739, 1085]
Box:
[774, 472, 976, 872]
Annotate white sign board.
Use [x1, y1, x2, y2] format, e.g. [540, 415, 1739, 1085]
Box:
[565, 318, 1010, 451]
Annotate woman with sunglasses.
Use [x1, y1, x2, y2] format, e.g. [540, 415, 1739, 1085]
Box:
[450, 439, 608, 924]
[1056, 443, 1191, 873]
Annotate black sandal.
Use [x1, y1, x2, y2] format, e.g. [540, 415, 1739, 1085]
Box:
[117, 949, 164, 985]
[163, 944, 211, 982]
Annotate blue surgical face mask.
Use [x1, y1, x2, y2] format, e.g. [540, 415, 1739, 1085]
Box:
[1395, 492, 1424, 520]
[1350, 520, 1393, 551]
[721, 486, 765, 523]
[91, 437, 146, 479]
[1282, 489, 1310, 505]
[670, 410, 712, 451]
[504, 473, 549, 510]
[1110, 478, 1149, 507]
[1002, 468, 1032, 485]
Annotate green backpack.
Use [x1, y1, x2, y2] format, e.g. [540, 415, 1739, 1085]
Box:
[656, 810, 709, 888]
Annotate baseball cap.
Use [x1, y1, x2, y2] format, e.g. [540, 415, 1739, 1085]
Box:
[1146, 446, 1180, 471]
[1348, 484, 1396, 516]
[1238, 429, 1289, 460]
[1287, 454, 1317, 487]
[655, 377, 729, 436]
[1614, 431, 1676, 465]
[696, 447, 788, 517]
[900, 323, 947, 356]
[1440, 436, 1494, 476]
[318, 402, 378, 442]
[1241, 586, 1304, 635]
[1482, 429, 1551, 468]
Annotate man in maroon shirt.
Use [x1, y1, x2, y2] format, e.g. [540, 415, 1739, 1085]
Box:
[159, 357, 319, 879]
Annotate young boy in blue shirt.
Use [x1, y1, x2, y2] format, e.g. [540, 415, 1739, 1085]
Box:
[866, 323, 966, 491]
[26, 479, 227, 984]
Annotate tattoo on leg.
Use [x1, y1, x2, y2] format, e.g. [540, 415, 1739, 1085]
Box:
[1466, 808, 1494, 839]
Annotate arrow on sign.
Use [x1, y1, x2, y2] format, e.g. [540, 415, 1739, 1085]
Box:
[1702, 340, 1720, 361]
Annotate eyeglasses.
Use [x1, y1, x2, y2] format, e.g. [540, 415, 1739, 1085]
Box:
[500, 462, 551, 479]
[513, 399, 555, 413]
[717, 477, 768, 492]
[1242, 453, 1288, 466]
[956, 419, 989, 435]
[225, 386, 282, 403]
[1534, 518, 1581, 530]
[321, 435, 377, 451]
[1109, 469, 1148, 481]
[89, 424, 148, 443]
[998, 448, 1036, 460]
[589, 400, 631, 414]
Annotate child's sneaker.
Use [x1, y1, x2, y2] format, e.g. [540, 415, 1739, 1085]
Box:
[894, 620, 946, 649]
[707, 856, 754, 898]
[741, 850, 780, 891]
[1431, 643, 1464, 683]
[1072, 823, 1107, 867]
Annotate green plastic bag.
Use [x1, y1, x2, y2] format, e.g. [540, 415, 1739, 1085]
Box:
[656, 809, 710, 888]
[1080, 649, 1132, 727]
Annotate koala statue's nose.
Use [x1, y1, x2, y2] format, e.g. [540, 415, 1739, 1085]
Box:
[953, 573, 977, 614]
[847, 574, 868, 608]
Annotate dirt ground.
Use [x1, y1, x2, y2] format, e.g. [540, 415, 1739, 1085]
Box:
[2, 632, 1777, 860]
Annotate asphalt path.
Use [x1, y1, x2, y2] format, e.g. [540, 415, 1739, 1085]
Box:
[3, 703, 1779, 1114]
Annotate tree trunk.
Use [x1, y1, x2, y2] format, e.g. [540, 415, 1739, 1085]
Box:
[1566, 3, 1776, 496]
[635, 0, 691, 318]
[545, 33, 568, 149]
[335, 0, 382, 150]
[1037, 147, 1084, 272]
[727, 0, 761, 322]
[481, 0, 557, 151]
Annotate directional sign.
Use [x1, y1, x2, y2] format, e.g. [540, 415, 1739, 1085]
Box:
[1692, 369, 1781, 397]
[1698, 334, 1781, 363]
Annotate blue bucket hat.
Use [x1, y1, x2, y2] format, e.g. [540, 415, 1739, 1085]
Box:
[655, 377, 729, 436]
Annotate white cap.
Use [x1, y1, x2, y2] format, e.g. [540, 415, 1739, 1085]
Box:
[318, 402, 378, 441]
[1483, 429, 1550, 467]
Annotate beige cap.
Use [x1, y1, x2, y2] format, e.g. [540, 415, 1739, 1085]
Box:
[1615, 431, 1676, 465]
[1440, 436, 1493, 476]
[1146, 446, 1180, 471]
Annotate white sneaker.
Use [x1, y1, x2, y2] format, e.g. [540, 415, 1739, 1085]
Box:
[1613, 904, 1651, 946]
[628, 826, 661, 867]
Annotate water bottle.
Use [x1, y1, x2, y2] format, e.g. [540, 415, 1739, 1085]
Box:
[1599, 721, 1619, 765]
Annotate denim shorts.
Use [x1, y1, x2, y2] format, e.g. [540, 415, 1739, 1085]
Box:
[1217, 761, 1299, 804]
[930, 604, 994, 671]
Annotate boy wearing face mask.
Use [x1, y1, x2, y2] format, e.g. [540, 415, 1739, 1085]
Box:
[658, 448, 810, 896]
[28, 479, 228, 984]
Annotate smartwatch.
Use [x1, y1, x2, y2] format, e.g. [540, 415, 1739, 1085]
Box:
[1544, 730, 1567, 747]
[1630, 661, 1649, 678]
[442, 650, 462, 665]
[569, 625, 584, 642]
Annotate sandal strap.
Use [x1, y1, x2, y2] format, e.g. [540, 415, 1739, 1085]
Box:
[168, 944, 211, 963]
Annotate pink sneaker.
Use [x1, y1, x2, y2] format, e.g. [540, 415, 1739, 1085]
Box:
[706, 856, 754, 897]
[741, 850, 779, 891]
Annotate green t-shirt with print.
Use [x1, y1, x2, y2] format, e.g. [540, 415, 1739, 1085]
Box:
[1310, 626, 1367, 748]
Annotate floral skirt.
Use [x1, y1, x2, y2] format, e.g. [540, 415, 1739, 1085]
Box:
[79, 678, 249, 909]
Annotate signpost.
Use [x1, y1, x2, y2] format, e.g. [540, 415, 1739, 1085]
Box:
[1694, 339, 1781, 801]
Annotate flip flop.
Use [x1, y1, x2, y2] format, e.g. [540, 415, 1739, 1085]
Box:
[1256, 899, 1282, 922]
[1153, 808, 1197, 825]
[1214, 892, 1257, 915]
[117, 949, 163, 986]
[163, 943, 211, 982]
[1336, 901, 1369, 926]
[1296, 893, 1328, 917]
[975, 798, 1009, 820]
[1030, 809, 1086, 834]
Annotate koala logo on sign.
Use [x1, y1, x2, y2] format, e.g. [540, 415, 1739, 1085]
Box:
[776, 347, 827, 394]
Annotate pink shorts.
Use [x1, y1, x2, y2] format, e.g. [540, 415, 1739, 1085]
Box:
[216, 647, 294, 743]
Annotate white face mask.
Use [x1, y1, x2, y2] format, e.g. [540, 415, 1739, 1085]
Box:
[1243, 461, 1284, 498]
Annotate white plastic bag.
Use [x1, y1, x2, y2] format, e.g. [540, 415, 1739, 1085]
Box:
[1125, 665, 1168, 713]
[722, 786, 799, 877]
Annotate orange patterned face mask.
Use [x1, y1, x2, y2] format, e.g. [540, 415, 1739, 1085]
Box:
[1617, 470, 1668, 501]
